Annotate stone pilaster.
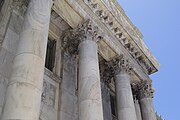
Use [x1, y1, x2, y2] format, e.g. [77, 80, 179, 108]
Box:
[138, 80, 157, 120]
[1, 0, 53, 119]
[107, 55, 137, 120]
[62, 19, 104, 120]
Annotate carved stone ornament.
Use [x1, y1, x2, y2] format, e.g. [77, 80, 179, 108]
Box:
[62, 19, 102, 55]
[108, 54, 132, 75]
[138, 80, 154, 99]
[10, 0, 29, 15]
[100, 62, 114, 85]
[131, 83, 139, 101]
[101, 54, 132, 84]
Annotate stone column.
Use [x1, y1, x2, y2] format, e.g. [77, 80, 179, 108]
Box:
[132, 84, 143, 120]
[108, 55, 137, 120]
[138, 80, 157, 120]
[78, 20, 103, 120]
[62, 20, 104, 120]
[1, 0, 53, 119]
[134, 99, 143, 120]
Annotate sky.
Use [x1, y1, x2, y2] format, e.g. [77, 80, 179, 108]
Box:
[117, 0, 180, 120]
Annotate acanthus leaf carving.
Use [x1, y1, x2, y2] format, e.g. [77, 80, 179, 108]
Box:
[62, 19, 102, 55]
[137, 80, 154, 99]
[108, 54, 133, 75]
[100, 54, 133, 85]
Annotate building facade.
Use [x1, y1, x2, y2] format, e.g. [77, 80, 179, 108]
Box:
[0, 0, 161, 120]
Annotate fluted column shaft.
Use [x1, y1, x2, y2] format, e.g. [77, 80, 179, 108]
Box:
[1, 0, 52, 119]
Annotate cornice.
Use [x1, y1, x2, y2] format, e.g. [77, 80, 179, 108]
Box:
[52, 0, 159, 81]
[83, 0, 160, 74]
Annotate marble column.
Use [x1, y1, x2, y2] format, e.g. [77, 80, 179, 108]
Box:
[77, 20, 104, 120]
[138, 80, 157, 120]
[1, 0, 53, 119]
[109, 55, 137, 120]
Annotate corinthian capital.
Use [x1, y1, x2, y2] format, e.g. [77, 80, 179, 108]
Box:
[138, 80, 154, 99]
[107, 54, 132, 75]
[62, 19, 102, 55]
[76, 19, 101, 42]
[131, 83, 139, 101]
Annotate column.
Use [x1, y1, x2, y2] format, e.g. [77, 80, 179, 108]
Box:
[78, 20, 104, 120]
[1, 0, 53, 119]
[134, 99, 143, 120]
[132, 84, 143, 120]
[109, 55, 137, 120]
[138, 80, 157, 120]
[62, 20, 104, 120]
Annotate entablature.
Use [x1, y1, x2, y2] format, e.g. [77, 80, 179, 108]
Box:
[53, 0, 160, 81]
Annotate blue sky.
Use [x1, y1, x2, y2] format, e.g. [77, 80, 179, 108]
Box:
[117, 0, 180, 120]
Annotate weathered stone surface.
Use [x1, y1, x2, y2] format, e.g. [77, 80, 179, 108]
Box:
[78, 40, 103, 120]
[134, 100, 142, 120]
[140, 98, 157, 120]
[58, 52, 78, 120]
[1, 0, 53, 119]
[40, 68, 60, 120]
[0, 46, 14, 78]
[0, 74, 8, 117]
[53, 0, 83, 28]
[101, 83, 112, 120]
[115, 72, 137, 120]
